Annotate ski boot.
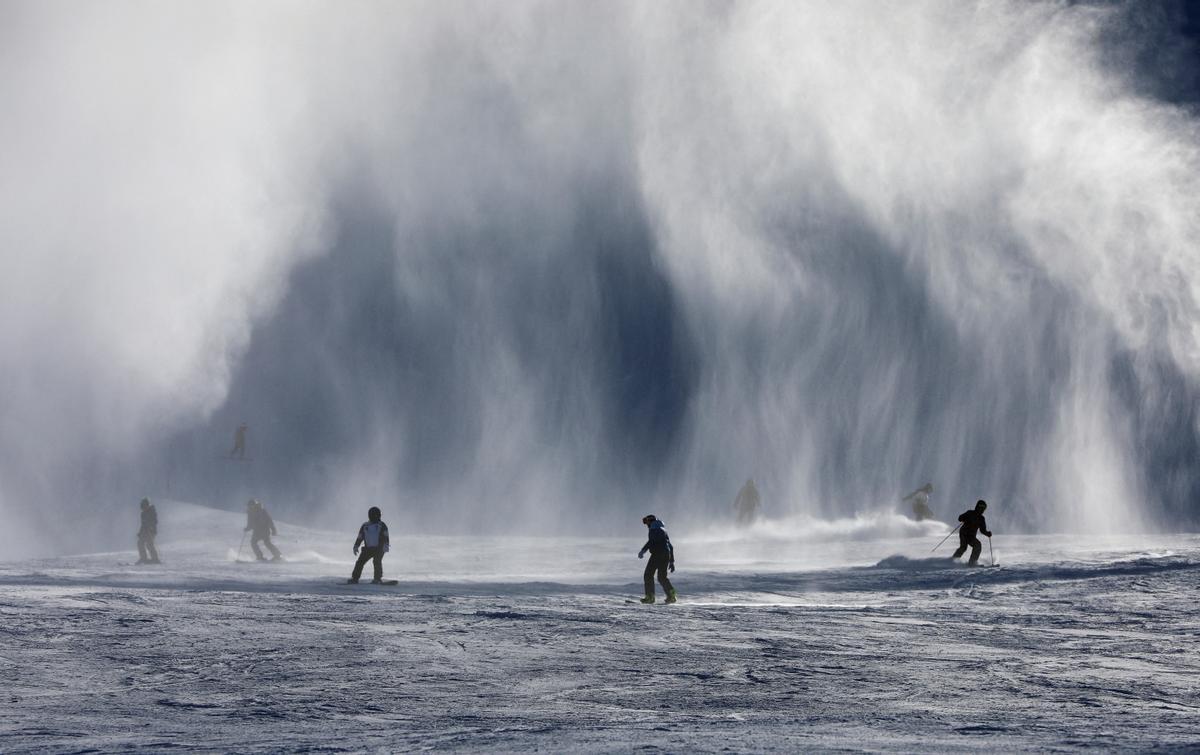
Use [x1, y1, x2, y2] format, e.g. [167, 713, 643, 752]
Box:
[640, 594, 655, 604]
[665, 589, 677, 604]
[346, 578, 359, 584]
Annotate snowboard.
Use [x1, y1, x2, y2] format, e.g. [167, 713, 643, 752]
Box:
[346, 579, 399, 586]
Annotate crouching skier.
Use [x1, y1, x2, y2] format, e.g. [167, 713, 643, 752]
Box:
[638, 514, 677, 604]
[349, 506, 390, 584]
[902, 483, 935, 521]
[951, 499, 992, 566]
[245, 499, 283, 561]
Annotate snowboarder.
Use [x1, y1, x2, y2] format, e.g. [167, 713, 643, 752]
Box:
[244, 499, 282, 561]
[349, 506, 391, 584]
[733, 479, 761, 527]
[230, 422, 248, 459]
[951, 499, 992, 566]
[902, 483, 935, 521]
[136, 498, 159, 564]
[637, 514, 676, 604]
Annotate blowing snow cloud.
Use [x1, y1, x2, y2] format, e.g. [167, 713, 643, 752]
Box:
[1, 0, 1198, 557]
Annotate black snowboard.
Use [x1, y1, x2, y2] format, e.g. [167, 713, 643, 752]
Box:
[346, 579, 399, 586]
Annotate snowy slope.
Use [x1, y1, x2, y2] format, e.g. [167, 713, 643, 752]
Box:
[1, 501, 1198, 752]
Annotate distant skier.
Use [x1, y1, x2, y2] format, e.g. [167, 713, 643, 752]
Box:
[349, 506, 391, 584]
[229, 422, 248, 459]
[244, 499, 282, 561]
[136, 498, 160, 564]
[950, 500, 992, 566]
[902, 483, 935, 521]
[637, 514, 677, 604]
[733, 479, 761, 527]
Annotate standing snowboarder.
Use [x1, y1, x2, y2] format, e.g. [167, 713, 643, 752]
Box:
[638, 514, 677, 604]
[903, 483, 935, 521]
[230, 422, 248, 459]
[951, 499, 992, 566]
[244, 499, 282, 561]
[136, 498, 159, 564]
[733, 479, 761, 527]
[349, 506, 391, 584]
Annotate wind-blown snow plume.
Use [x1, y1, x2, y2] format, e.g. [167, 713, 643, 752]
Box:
[635, 1, 1200, 532]
[1, 1, 1198, 557]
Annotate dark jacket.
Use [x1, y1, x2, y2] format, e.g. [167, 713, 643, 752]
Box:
[958, 509, 991, 539]
[640, 521, 674, 560]
[247, 508, 276, 536]
[139, 506, 157, 536]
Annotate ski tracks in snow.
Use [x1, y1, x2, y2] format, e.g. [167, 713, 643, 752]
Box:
[1, 546, 1200, 751]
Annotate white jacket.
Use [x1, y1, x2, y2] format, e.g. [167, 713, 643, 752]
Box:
[357, 521, 390, 551]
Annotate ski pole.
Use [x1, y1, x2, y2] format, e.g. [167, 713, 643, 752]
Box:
[931, 523, 961, 553]
[235, 530, 247, 562]
[989, 536, 995, 566]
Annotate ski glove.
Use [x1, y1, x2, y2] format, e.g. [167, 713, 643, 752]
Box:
[669, 561, 675, 573]
[638, 549, 646, 559]
[353, 545, 360, 556]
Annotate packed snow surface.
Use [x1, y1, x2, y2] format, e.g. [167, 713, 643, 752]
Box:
[2, 501, 1198, 752]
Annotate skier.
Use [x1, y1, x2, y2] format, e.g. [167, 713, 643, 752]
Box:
[637, 514, 677, 604]
[902, 483, 935, 521]
[136, 498, 160, 564]
[230, 422, 247, 459]
[349, 506, 391, 584]
[733, 478, 761, 527]
[244, 499, 282, 561]
[950, 499, 992, 566]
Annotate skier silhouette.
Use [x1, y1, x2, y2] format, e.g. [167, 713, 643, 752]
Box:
[951, 500, 992, 566]
[637, 514, 676, 604]
[136, 498, 159, 564]
[244, 499, 282, 561]
[349, 506, 391, 584]
[902, 483, 935, 521]
[733, 479, 761, 526]
[229, 423, 248, 459]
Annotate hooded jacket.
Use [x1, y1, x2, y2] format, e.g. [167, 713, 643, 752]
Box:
[640, 520, 674, 560]
[139, 505, 157, 536]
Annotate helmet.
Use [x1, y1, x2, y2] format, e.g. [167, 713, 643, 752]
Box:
[642, 514, 657, 525]
[976, 499, 987, 510]
[140, 498, 151, 508]
[247, 499, 259, 509]
[368, 506, 382, 521]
